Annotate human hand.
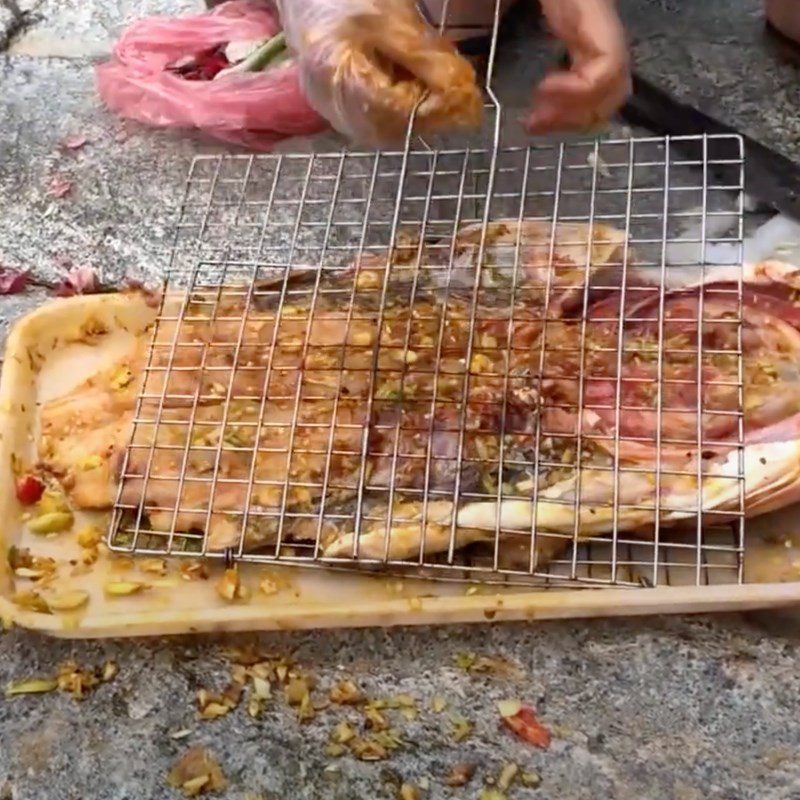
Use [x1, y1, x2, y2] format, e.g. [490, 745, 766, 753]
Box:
[277, 0, 483, 145]
[526, 0, 630, 134]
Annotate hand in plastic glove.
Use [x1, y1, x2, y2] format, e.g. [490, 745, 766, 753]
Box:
[527, 0, 630, 134]
[276, 0, 483, 145]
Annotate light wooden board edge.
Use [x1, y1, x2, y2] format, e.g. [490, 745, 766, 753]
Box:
[1, 293, 800, 640]
[4, 582, 800, 639]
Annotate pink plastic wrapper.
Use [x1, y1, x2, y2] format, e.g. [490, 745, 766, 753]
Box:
[95, 0, 327, 150]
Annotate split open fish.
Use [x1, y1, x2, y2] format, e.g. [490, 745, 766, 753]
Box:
[37, 218, 800, 571]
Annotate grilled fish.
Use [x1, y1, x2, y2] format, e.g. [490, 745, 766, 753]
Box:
[38, 221, 800, 571]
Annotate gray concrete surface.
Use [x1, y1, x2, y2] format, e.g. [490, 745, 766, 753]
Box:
[2, 0, 800, 798]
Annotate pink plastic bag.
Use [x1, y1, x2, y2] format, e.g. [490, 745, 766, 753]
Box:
[95, 0, 327, 150]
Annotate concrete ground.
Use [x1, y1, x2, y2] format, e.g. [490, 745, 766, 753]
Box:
[2, 0, 800, 798]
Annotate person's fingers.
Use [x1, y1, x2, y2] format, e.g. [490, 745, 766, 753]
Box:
[525, 41, 631, 135]
[526, 104, 594, 135]
[538, 49, 628, 105]
[526, 67, 628, 134]
[531, 0, 630, 134]
[575, 51, 631, 104]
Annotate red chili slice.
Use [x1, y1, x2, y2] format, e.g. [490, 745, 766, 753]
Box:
[168, 46, 230, 81]
[501, 706, 552, 749]
[16, 475, 45, 505]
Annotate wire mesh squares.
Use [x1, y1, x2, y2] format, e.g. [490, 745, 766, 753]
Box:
[109, 134, 746, 588]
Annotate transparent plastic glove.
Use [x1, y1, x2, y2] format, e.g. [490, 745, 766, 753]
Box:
[276, 0, 483, 145]
[527, 0, 630, 135]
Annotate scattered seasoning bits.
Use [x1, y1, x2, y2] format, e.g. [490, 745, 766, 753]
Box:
[329, 679, 363, 705]
[296, 692, 315, 723]
[497, 699, 522, 718]
[331, 721, 356, 745]
[497, 762, 519, 792]
[197, 700, 229, 720]
[102, 660, 119, 681]
[258, 577, 278, 596]
[246, 694, 264, 719]
[10, 549, 58, 582]
[520, 770, 542, 788]
[14, 567, 50, 580]
[139, 558, 168, 576]
[109, 555, 135, 574]
[389, 694, 416, 709]
[180, 561, 209, 581]
[365, 705, 390, 732]
[3, 661, 120, 701]
[350, 737, 388, 761]
[284, 677, 311, 706]
[28, 511, 74, 535]
[196, 683, 243, 720]
[56, 660, 118, 700]
[450, 714, 473, 743]
[5, 677, 58, 696]
[431, 696, 447, 713]
[251, 676, 271, 700]
[110, 366, 134, 391]
[215, 568, 249, 602]
[167, 746, 227, 797]
[469, 656, 524, 680]
[324, 742, 347, 758]
[11, 590, 50, 614]
[104, 580, 148, 597]
[399, 783, 420, 800]
[453, 652, 477, 671]
[76, 525, 102, 548]
[445, 762, 476, 787]
[478, 790, 507, 800]
[46, 589, 90, 612]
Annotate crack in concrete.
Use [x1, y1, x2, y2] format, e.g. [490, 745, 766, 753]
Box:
[0, 0, 42, 53]
[1, 0, 22, 18]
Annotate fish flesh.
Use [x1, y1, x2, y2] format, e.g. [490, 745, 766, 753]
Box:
[40, 219, 624, 553]
[326, 258, 800, 565]
[36, 219, 800, 573]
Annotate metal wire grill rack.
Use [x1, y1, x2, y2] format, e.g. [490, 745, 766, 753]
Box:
[106, 0, 747, 588]
[108, 130, 747, 588]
